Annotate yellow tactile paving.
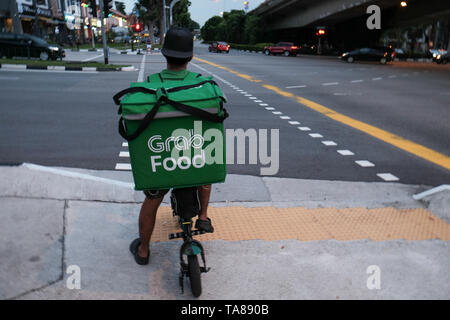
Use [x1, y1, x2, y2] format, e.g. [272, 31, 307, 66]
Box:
[149, 206, 450, 243]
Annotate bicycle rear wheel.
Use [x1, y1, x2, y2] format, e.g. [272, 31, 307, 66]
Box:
[188, 255, 202, 297]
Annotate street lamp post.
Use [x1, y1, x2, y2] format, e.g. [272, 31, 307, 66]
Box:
[98, 0, 109, 64]
[163, 0, 167, 39]
[169, 0, 181, 27]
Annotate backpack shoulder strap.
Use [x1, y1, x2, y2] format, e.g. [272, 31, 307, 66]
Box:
[184, 71, 202, 81]
[147, 73, 164, 83]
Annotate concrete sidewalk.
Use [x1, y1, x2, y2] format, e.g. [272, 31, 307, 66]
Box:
[0, 164, 449, 300]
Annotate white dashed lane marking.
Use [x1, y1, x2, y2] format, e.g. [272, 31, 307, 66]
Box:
[322, 141, 337, 146]
[286, 85, 307, 89]
[337, 150, 355, 156]
[377, 173, 400, 181]
[119, 151, 130, 157]
[298, 127, 311, 131]
[115, 163, 132, 170]
[355, 160, 375, 167]
[309, 133, 323, 138]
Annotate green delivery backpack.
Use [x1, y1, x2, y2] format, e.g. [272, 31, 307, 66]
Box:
[113, 71, 229, 191]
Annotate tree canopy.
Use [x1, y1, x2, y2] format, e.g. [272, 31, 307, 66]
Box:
[133, 0, 199, 44]
[172, 0, 200, 31]
[201, 11, 261, 44]
[115, 1, 126, 15]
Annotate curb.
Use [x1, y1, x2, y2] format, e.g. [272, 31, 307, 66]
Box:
[0, 63, 137, 72]
[233, 50, 436, 63]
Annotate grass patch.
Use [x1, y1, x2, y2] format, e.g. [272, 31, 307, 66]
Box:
[0, 58, 130, 69]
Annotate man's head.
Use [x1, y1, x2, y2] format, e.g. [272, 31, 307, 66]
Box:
[162, 27, 193, 70]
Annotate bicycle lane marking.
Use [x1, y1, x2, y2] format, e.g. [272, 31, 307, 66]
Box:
[193, 57, 450, 171]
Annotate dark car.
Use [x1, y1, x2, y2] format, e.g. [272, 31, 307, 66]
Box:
[209, 41, 230, 53]
[298, 43, 317, 55]
[264, 42, 298, 56]
[0, 33, 65, 60]
[340, 47, 395, 64]
[430, 49, 448, 64]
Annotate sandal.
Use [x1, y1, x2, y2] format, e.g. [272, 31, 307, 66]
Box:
[129, 238, 149, 265]
[195, 217, 214, 233]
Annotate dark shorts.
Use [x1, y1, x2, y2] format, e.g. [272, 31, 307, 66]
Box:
[143, 189, 170, 199]
[143, 185, 210, 200]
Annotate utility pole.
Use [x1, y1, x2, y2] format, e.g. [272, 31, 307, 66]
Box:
[98, 0, 109, 64]
[163, 0, 167, 38]
[31, 0, 40, 36]
[10, 0, 23, 33]
[169, 0, 180, 27]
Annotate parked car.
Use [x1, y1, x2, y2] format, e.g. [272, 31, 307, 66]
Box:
[209, 41, 230, 53]
[394, 48, 407, 59]
[340, 47, 395, 64]
[0, 32, 65, 60]
[298, 43, 317, 55]
[113, 35, 128, 43]
[434, 50, 448, 64]
[264, 42, 298, 56]
[429, 49, 448, 64]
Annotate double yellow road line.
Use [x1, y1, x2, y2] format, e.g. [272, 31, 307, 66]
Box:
[194, 57, 450, 171]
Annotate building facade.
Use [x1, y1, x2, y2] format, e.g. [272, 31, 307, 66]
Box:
[0, 0, 131, 45]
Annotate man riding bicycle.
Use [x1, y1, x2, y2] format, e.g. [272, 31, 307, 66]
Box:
[130, 27, 215, 266]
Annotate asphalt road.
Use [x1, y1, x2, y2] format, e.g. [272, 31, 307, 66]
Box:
[0, 43, 449, 186]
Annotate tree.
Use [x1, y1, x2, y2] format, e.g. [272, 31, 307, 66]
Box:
[115, 1, 126, 15]
[201, 10, 256, 44]
[171, 0, 200, 31]
[134, 0, 162, 44]
[201, 16, 224, 41]
[243, 14, 260, 44]
[222, 10, 246, 43]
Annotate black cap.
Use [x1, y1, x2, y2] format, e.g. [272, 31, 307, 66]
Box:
[162, 27, 193, 58]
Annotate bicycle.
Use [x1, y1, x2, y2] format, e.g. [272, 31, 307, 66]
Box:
[168, 187, 210, 297]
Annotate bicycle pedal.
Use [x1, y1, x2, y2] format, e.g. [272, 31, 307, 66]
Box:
[191, 229, 206, 236]
[200, 266, 210, 273]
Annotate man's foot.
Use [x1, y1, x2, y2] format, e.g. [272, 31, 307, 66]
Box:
[195, 217, 214, 233]
[129, 238, 149, 265]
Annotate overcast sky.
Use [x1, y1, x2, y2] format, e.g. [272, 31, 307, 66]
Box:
[121, 0, 266, 27]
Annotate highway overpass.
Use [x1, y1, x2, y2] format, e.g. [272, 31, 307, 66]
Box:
[253, 0, 450, 31]
[252, 0, 450, 52]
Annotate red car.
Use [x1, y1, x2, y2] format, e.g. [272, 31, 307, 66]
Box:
[264, 42, 298, 57]
[208, 41, 230, 53]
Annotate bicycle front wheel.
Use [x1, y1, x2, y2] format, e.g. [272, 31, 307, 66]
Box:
[188, 255, 202, 297]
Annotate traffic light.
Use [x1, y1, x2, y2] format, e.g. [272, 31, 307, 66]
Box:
[103, 0, 113, 17]
[133, 23, 141, 32]
[316, 28, 326, 36]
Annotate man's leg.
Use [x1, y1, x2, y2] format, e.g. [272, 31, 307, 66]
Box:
[137, 196, 163, 258]
[195, 185, 214, 233]
[198, 184, 211, 221]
